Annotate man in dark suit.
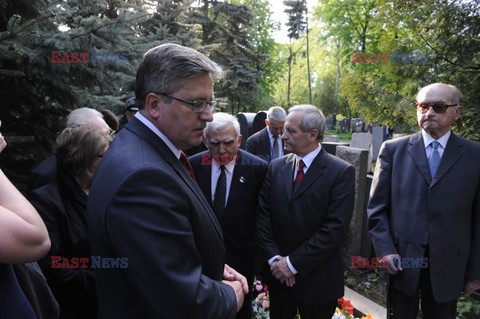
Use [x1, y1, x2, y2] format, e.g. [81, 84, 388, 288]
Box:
[246, 106, 286, 162]
[368, 83, 480, 319]
[86, 43, 247, 319]
[257, 104, 355, 319]
[190, 112, 268, 319]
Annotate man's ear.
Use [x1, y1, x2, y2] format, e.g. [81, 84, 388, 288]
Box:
[237, 134, 243, 146]
[454, 105, 462, 121]
[310, 129, 319, 141]
[143, 93, 161, 120]
[265, 119, 269, 127]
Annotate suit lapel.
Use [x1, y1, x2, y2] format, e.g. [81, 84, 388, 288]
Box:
[196, 159, 213, 207]
[226, 155, 246, 210]
[290, 150, 327, 202]
[431, 133, 464, 187]
[282, 154, 296, 201]
[126, 118, 224, 239]
[407, 132, 432, 185]
[261, 128, 271, 157]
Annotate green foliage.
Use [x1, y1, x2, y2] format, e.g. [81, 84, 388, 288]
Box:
[456, 295, 480, 319]
[284, 0, 307, 40]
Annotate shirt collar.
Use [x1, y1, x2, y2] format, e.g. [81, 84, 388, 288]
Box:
[266, 127, 279, 141]
[421, 129, 451, 150]
[296, 144, 321, 168]
[135, 112, 181, 159]
[212, 156, 236, 174]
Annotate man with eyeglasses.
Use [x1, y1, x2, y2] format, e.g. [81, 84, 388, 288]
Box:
[368, 83, 480, 319]
[86, 43, 247, 319]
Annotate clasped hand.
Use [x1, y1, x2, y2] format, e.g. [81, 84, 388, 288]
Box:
[270, 256, 295, 287]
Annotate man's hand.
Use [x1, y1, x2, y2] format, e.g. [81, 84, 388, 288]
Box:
[223, 264, 249, 294]
[270, 256, 295, 286]
[465, 279, 480, 294]
[223, 280, 245, 312]
[381, 254, 403, 275]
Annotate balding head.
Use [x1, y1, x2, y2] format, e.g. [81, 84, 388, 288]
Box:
[66, 107, 110, 134]
[416, 83, 462, 105]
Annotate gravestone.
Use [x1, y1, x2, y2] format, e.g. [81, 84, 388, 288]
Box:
[322, 142, 350, 155]
[235, 113, 256, 150]
[372, 125, 387, 160]
[350, 118, 363, 133]
[326, 113, 336, 131]
[323, 135, 340, 143]
[252, 111, 267, 136]
[350, 132, 373, 172]
[340, 118, 350, 133]
[335, 146, 369, 257]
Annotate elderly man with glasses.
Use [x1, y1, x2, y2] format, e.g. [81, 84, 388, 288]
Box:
[368, 83, 480, 319]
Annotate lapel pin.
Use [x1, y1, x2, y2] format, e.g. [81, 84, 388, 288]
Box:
[239, 176, 245, 183]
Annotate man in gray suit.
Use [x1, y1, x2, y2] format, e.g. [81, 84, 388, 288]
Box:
[257, 104, 355, 319]
[368, 83, 480, 318]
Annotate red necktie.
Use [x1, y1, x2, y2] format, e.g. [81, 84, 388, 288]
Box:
[180, 151, 196, 181]
[293, 160, 305, 187]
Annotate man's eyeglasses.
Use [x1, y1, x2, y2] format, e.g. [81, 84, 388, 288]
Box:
[416, 102, 457, 114]
[156, 93, 216, 113]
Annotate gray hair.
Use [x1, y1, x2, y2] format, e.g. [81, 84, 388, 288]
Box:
[135, 43, 223, 108]
[267, 106, 287, 122]
[66, 107, 104, 127]
[288, 104, 326, 141]
[205, 112, 240, 138]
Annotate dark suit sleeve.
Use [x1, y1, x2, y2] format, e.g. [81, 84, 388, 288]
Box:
[28, 187, 96, 298]
[106, 167, 236, 319]
[367, 142, 398, 258]
[246, 136, 256, 154]
[467, 167, 480, 281]
[256, 164, 281, 260]
[289, 164, 355, 276]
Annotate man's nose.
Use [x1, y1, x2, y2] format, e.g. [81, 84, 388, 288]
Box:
[425, 105, 437, 116]
[219, 144, 226, 153]
[199, 106, 214, 122]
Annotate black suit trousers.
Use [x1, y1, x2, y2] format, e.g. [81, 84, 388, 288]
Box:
[269, 286, 336, 319]
[388, 249, 457, 319]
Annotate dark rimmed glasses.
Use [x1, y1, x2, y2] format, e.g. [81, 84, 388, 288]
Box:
[416, 102, 457, 114]
[156, 92, 216, 113]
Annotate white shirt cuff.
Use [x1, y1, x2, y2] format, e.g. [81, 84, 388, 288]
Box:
[268, 255, 281, 266]
[286, 256, 298, 274]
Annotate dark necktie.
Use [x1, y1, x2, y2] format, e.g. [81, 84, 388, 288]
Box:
[179, 151, 196, 181]
[213, 165, 226, 218]
[428, 141, 441, 179]
[272, 136, 279, 159]
[293, 160, 305, 187]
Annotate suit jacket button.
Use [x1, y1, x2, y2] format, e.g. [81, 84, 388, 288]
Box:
[287, 203, 292, 209]
[283, 224, 290, 230]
